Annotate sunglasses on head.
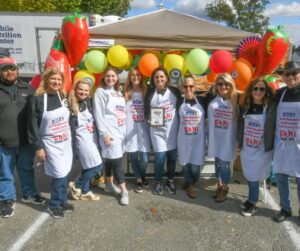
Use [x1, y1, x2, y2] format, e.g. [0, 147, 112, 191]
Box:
[216, 82, 230, 88]
[1, 65, 17, 72]
[252, 87, 266, 92]
[283, 71, 299, 77]
[183, 85, 195, 89]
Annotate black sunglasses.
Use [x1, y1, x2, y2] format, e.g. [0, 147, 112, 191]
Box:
[283, 72, 299, 77]
[216, 82, 230, 88]
[183, 85, 195, 89]
[252, 87, 266, 92]
[1, 65, 18, 72]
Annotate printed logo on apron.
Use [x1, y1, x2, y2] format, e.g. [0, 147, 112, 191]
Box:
[130, 96, 144, 122]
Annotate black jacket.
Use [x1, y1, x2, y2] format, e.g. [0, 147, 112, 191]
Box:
[144, 85, 182, 120]
[0, 79, 34, 147]
[237, 102, 277, 152]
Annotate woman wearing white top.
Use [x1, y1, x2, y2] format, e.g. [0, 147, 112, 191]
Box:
[207, 73, 238, 202]
[124, 68, 151, 193]
[93, 67, 129, 205]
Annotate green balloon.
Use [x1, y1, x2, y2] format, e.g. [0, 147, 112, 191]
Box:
[84, 50, 108, 74]
[77, 54, 87, 70]
[185, 49, 209, 75]
[264, 75, 278, 83]
[132, 54, 142, 67]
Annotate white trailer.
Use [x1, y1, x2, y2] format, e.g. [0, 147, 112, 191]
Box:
[0, 12, 65, 77]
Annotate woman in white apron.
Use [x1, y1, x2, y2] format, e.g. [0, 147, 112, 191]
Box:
[124, 68, 151, 193]
[207, 73, 238, 202]
[144, 66, 182, 195]
[28, 68, 73, 219]
[93, 67, 129, 205]
[238, 79, 276, 216]
[178, 77, 206, 199]
[273, 60, 300, 222]
[68, 80, 103, 201]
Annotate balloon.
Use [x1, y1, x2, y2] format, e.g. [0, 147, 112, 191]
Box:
[62, 13, 90, 67]
[74, 70, 95, 87]
[164, 54, 186, 75]
[128, 49, 143, 56]
[254, 25, 289, 78]
[30, 74, 41, 90]
[94, 73, 103, 86]
[185, 49, 209, 75]
[209, 50, 233, 74]
[207, 72, 217, 83]
[236, 36, 261, 66]
[77, 54, 87, 70]
[138, 53, 160, 77]
[230, 58, 253, 91]
[84, 50, 107, 73]
[264, 75, 279, 90]
[132, 54, 142, 67]
[44, 50, 72, 93]
[120, 53, 133, 70]
[107, 45, 129, 68]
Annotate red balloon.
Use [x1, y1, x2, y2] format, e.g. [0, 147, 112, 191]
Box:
[44, 50, 72, 93]
[62, 14, 90, 67]
[209, 50, 233, 74]
[94, 73, 103, 87]
[30, 74, 41, 90]
[254, 26, 289, 78]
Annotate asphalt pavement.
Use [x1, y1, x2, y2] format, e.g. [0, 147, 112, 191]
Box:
[1, 160, 300, 251]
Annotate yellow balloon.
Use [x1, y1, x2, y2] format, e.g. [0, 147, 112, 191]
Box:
[120, 53, 133, 70]
[164, 54, 186, 75]
[74, 70, 95, 87]
[107, 45, 129, 68]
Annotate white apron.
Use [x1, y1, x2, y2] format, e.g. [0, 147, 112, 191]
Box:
[75, 105, 102, 169]
[99, 89, 126, 159]
[39, 93, 73, 178]
[150, 88, 179, 152]
[273, 89, 300, 177]
[208, 95, 237, 161]
[240, 107, 272, 181]
[177, 98, 206, 166]
[125, 92, 151, 152]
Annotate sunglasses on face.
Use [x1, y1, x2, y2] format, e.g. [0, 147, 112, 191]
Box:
[1, 65, 18, 72]
[216, 82, 230, 88]
[183, 85, 195, 89]
[283, 72, 299, 77]
[252, 87, 266, 92]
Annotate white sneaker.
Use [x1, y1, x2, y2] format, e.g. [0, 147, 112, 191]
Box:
[120, 191, 129, 205]
[80, 191, 100, 201]
[69, 182, 81, 200]
[104, 183, 122, 194]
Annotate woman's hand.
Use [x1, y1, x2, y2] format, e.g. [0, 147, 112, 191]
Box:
[104, 135, 113, 146]
[36, 148, 46, 161]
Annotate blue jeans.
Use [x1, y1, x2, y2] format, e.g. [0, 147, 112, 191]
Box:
[0, 144, 37, 201]
[154, 149, 177, 182]
[215, 158, 231, 185]
[50, 176, 68, 208]
[247, 181, 259, 204]
[76, 164, 102, 193]
[276, 173, 300, 214]
[182, 163, 200, 185]
[129, 152, 149, 180]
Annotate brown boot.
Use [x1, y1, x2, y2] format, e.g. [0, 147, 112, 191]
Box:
[187, 184, 197, 199]
[216, 186, 229, 202]
[213, 185, 221, 198]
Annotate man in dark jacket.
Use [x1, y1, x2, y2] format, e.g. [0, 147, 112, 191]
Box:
[0, 48, 46, 218]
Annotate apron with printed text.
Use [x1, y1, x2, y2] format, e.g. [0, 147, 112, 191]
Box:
[150, 88, 179, 152]
[75, 104, 102, 169]
[39, 93, 72, 178]
[240, 107, 272, 181]
[125, 92, 151, 153]
[99, 89, 126, 159]
[208, 95, 237, 161]
[273, 90, 300, 177]
[177, 98, 205, 166]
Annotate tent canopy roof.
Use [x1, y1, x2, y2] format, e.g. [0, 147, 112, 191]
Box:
[89, 9, 259, 51]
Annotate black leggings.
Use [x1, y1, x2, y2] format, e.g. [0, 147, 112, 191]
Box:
[105, 157, 125, 184]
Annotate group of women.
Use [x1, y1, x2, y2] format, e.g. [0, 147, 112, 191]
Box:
[27, 61, 300, 222]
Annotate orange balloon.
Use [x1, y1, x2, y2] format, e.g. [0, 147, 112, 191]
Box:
[207, 72, 217, 83]
[138, 53, 160, 77]
[230, 59, 253, 91]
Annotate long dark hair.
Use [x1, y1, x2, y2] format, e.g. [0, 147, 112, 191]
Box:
[150, 66, 170, 88]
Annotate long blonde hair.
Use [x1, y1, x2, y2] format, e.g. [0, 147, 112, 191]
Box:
[99, 67, 120, 91]
[69, 79, 91, 116]
[211, 73, 238, 119]
[35, 68, 66, 97]
[124, 67, 148, 101]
